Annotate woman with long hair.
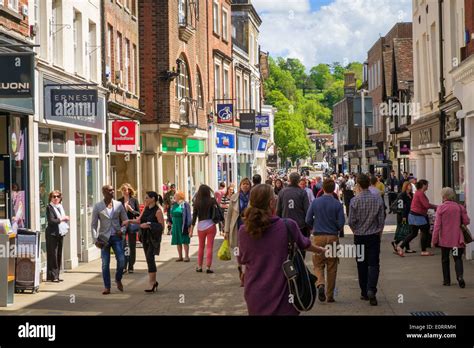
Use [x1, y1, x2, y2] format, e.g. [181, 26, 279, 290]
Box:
[191, 185, 220, 273]
[274, 179, 283, 196]
[169, 191, 192, 262]
[391, 181, 414, 253]
[432, 188, 470, 287]
[118, 183, 140, 273]
[238, 184, 325, 315]
[224, 178, 251, 286]
[46, 190, 70, 282]
[125, 192, 164, 292]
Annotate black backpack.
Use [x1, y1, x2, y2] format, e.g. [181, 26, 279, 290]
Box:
[282, 219, 317, 312]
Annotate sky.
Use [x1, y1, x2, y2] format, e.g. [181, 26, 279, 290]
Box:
[252, 0, 413, 69]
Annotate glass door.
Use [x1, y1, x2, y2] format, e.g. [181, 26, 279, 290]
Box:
[76, 158, 87, 261]
[0, 158, 9, 220]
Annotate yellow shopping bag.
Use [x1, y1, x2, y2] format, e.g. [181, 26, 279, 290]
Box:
[217, 239, 231, 261]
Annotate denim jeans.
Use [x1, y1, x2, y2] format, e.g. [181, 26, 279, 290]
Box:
[354, 233, 381, 297]
[101, 235, 125, 289]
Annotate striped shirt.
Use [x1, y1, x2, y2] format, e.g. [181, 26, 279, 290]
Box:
[348, 190, 385, 236]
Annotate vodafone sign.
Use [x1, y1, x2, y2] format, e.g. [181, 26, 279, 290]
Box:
[112, 121, 136, 145]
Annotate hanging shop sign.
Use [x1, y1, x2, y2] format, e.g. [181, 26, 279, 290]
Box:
[216, 104, 233, 124]
[0, 52, 34, 97]
[399, 140, 411, 156]
[257, 138, 268, 152]
[239, 112, 255, 130]
[216, 132, 235, 149]
[43, 80, 105, 130]
[255, 114, 270, 128]
[50, 89, 98, 117]
[111, 120, 137, 145]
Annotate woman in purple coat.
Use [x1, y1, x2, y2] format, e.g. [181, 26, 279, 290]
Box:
[432, 187, 471, 288]
[237, 184, 325, 316]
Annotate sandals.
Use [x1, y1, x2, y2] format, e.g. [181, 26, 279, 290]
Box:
[396, 246, 405, 257]
[176, 258, 184, 262]
[421, 252, 434, 256]
[405, 249, 416, 254]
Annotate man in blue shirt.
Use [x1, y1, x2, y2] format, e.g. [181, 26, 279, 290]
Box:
[306, 179, 345, 303]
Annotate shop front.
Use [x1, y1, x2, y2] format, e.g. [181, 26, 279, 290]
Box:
[161, 135, 185, 194]
[441, 99, 465, 203]
[216, 130, 236, 188]
[409, 115, 442, 204]
[253, 136, 268, 180]
[187, 138, 207, 200]
[38, 76, 107, 266]
[0, 50, 35, 235]
[108, 119, 141, 200]
[237, 132, 252, 183]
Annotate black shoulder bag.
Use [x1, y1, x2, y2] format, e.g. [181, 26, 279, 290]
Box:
[282, 219, 317, 312]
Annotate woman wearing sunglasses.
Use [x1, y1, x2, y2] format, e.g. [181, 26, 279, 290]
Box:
[46, 190, 70, 282]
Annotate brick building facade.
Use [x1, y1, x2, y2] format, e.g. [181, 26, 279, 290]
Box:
[139, 0, 210, 199]
[103, 0, 144, 199]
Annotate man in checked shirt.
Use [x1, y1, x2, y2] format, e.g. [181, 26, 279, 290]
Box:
[348, 174, 385, 306]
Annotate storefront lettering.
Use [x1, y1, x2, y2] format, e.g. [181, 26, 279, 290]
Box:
[0, 82, 30, 91]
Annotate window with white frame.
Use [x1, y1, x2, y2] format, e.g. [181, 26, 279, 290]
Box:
[178, 0, 186, 25]
[236, 75, 241, 110]
[176, 57, 190, 100]
[222, 8, 228, 41]
[116, 32, 122, 84]
[214, 62, 221, 100]
[52, 0, 63, 66]
[8, 0, 18, 12]
[124, 39, 130, 90]
[132, 44, 137, 94]
[197, 69, 203, 108]
[107, 25, 113, 76]
[88, 21, 97, 81]
[223, 66, 230, 99]
[73, 10, 82, 75]
[213, 1, 219, 35]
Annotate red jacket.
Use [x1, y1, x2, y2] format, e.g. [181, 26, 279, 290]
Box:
[410, 190, 437, 216]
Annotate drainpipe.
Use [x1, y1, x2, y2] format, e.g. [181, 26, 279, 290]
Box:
[438, 0, 447, 187]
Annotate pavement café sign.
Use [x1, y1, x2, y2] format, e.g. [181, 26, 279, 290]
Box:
[44, 84, 104, 130]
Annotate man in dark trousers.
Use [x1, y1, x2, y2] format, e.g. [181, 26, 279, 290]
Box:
[386, 170, 399, 208]
[348, 174, 385, 306]
[277, 172, 310, 257]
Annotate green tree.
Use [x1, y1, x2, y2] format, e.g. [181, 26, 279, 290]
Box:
[274, 121, 310, 165]
[309, 63, 332, 90]
[278, 58, 308, 90]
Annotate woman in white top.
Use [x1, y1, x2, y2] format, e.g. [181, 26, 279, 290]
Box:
[45, 190, 70, 282]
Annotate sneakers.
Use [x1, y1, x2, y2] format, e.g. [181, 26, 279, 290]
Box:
[317, 285, 326, 302]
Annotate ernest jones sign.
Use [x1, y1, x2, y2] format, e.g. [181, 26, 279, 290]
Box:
[50, 89, 98, 117]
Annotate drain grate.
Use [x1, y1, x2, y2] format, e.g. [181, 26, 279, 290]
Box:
[411, 311, 446, 316]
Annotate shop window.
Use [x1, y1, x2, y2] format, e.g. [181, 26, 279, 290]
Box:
[75, 132, 85, 154]
[38, 128, 51, 153]
[86, 134, 98, 155]
[52, 130, 66, 153]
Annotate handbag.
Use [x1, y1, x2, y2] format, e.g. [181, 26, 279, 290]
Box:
[211, 202, 225, 224]
[459, 204, 473, 244]
[282, 219, 317, 312]
[394, 222, 411, 242]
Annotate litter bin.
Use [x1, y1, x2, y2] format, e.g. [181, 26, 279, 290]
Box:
[15, 229, 41, 294]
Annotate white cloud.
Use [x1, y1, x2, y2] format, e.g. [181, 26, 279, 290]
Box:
[255, 0, 413, 68]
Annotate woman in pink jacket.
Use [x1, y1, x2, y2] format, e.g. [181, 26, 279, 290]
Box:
[431, 187, 470, 288]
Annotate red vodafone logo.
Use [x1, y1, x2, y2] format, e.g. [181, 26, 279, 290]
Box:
[112, 121, 136, 145]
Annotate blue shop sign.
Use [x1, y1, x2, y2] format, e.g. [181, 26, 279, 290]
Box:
[216, 132, 235, 149]
[256, 115, 270, 128]
[257, 138, 268, 152]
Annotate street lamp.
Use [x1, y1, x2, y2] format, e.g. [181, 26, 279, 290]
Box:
[360, 89, 368, 174]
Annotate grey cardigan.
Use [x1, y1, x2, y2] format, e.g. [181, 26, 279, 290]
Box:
[91, 199, 128, 242]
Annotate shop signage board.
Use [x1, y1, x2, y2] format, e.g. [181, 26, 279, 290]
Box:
[237, 134, 252, 152]
[162, 136, 184, 152]
[257, 138, 268, 152]
[0, 52, 34, 97]
[112, 120, 136, 145]
[239, 113, 255, 130]
[50, 89, 98, 117]
[399, 140, 411, 156]
[216, 104, 233, 124]
[353, 96, 374, 127]
[255, 115, 270, 128]
[216, 132, 235, 149]
[188, 139, 205, 153]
